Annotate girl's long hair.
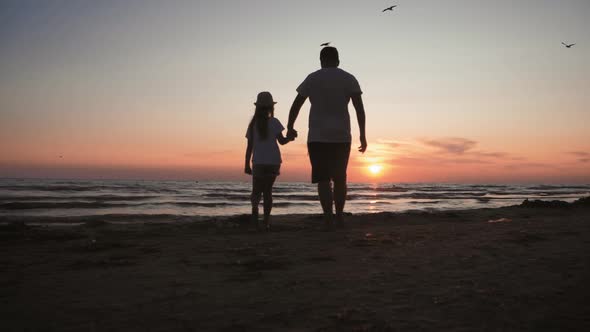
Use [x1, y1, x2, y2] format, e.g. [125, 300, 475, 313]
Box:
[248, 105, 274, 140]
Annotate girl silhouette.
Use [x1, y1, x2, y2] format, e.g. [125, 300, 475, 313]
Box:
[245, 92, 295, 230]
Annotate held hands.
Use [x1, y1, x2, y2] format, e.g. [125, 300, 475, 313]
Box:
[244, 164, 252, 175]
[358, 135, 367, 153]
[286, 128, 298, 141]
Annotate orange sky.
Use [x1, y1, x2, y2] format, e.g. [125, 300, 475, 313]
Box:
[1, 1, 589, 183]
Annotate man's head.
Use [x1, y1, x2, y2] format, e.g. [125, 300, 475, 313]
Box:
[320, 47, 339, 68]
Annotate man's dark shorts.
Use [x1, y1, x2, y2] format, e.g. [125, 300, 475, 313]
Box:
[307, 142, 351, 184]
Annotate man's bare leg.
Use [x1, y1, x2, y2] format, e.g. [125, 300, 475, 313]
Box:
[334, 178, 347, 227]
[317, 181, 334, 229]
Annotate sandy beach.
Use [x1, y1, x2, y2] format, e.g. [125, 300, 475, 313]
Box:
[2, 199, 590, 331]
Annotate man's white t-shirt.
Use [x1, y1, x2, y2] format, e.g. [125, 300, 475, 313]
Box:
[246, 117, 285, 165]
[296, 67, 362, 143]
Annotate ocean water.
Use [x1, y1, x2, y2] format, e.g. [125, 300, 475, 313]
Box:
[1, 179, 589, 223]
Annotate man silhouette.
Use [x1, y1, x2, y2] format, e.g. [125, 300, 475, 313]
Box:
[287, 47, 367, 229]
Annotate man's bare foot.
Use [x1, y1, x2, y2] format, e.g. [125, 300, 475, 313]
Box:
[251, 209, 259, 228]
[321, 214, 334, 231]
[262, 217, 271, 232]
[335, 214, 345, 228]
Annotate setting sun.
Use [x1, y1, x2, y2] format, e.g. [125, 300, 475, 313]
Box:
[368, 164, 383, 175]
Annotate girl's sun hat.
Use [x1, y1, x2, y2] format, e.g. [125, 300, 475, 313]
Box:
[254, 91, 277, 107]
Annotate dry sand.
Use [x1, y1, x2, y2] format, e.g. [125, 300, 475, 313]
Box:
[2, 201, 590, 331]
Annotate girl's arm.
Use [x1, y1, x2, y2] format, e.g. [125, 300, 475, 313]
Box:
[244, 138, 253, 174]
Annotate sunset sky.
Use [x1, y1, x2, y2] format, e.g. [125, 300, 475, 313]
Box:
[1, 0, 589, 183]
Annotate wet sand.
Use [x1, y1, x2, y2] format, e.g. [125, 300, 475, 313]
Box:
[2, 200, 590, 331]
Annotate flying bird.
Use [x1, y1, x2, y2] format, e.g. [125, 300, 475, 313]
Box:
[382, 5, 397, 12]
[320, 42, 330, 47]
[562, 42, 576, 48]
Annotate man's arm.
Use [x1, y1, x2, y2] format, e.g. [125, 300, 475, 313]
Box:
[287, 94, 307, 137]
[244, 138, 253, 174]
[351, 94, 367, 153]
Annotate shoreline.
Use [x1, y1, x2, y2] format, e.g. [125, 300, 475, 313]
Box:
[2, 197, 589, 227]
[2, 199, 590, 331]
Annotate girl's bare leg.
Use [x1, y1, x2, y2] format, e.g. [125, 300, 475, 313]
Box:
[251, 177, 263, 227]
[262, 176, 277, 231]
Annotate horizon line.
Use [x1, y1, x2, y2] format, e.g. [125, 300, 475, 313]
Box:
[1, 177, 589, 186]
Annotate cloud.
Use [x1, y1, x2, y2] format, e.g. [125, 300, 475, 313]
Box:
[569, 151, 590, 163]
[472, 151, 509, 159]
[420, 138, 477, 155]
[502, 162, 557, 170]
[357, 137, 513, 170]
[418, 138, 512, 163]
[386, 155, 495, 167]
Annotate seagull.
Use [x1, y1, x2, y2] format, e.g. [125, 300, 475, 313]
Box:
[562, 42, 576, 48]
[382, 5, 397, 12]
[320, 42, 330, 47]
